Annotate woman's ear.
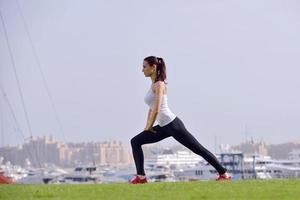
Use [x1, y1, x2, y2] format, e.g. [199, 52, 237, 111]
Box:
[152, 64, 157, 71]
[151, 64, 157, 73]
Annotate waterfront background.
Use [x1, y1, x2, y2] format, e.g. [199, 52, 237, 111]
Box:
[1, 0, 300, 186]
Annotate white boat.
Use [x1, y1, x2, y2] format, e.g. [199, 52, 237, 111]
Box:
[145, 149, 203, 167]
[172, 153, 300, 180]
[0, 158, 28, 183]
[59, 165, 103, 184]
[17, 166, 68, 184]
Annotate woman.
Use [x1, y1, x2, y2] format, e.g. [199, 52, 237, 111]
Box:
[129, 56, 231, 184]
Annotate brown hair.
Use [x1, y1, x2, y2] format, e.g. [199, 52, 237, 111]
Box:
[144, 56, 167, 84]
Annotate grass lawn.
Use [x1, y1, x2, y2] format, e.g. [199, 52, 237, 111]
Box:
[0, 179, 300, 200]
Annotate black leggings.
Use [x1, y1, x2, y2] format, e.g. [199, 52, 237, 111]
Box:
[130, 116, 227, 176]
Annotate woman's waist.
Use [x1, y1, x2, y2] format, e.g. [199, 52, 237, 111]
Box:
[157, 109, 176, 117]
[149, 106, 173, 113]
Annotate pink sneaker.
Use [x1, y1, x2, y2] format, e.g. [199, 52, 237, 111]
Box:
[128, 175, 148, 184]
[216, 174, 232, 181]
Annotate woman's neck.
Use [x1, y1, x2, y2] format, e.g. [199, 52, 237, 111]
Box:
[150, 73, 156, 83]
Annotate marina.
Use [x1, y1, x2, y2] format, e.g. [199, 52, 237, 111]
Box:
[1, 149, 300, 184]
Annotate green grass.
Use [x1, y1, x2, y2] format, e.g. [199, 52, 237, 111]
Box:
[0, 179, 300, 200]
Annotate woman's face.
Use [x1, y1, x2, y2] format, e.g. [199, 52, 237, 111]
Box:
[142, 60, 156, 77]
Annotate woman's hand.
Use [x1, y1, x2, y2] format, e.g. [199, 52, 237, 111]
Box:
[144, 127, 157, 133]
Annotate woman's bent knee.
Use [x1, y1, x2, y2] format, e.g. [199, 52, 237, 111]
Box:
[131, 135, 141, 147]
[130, 137, 136, 146]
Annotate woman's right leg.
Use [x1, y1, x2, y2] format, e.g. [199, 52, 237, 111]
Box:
[170, 117, 227, 175]
[130, 126, 171, 176]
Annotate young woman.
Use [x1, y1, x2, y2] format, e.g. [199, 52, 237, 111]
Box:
[129, 56, 231, 184]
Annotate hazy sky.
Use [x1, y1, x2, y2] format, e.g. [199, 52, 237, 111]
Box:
[1, 0, 300, 152]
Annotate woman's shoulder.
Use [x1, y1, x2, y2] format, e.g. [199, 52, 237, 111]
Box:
[154, 80, 166, 86]
[152, 81, 166, 89]
[152, 81, 167, 94]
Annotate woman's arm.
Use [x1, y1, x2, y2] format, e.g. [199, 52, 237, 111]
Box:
[144, 81, 164, 130]
[144, 108, 153, 129]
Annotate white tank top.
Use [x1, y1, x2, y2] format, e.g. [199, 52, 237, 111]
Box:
[144, 83, 177, 127]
